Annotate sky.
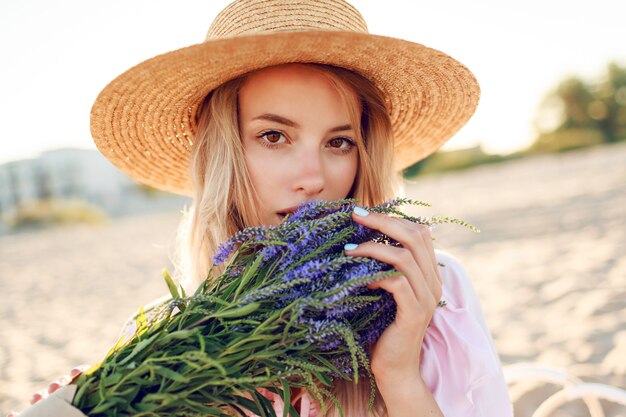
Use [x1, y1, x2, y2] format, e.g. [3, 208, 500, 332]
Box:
[1, 0, 624, 164]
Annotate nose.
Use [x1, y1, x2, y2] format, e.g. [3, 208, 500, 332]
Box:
[293, 148, 325, 196]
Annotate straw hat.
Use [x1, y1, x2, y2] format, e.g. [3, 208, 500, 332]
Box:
[90, 0, 480, 196]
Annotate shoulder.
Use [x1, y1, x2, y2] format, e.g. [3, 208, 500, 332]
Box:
[434, 249, 468, 280]
[434, 249, 480, 311]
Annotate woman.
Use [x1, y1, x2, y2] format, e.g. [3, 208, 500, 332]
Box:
[23, 0, 513, 416]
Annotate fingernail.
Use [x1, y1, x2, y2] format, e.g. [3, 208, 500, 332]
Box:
[353, 207, 369, 216]
[344, 243, 358, 251]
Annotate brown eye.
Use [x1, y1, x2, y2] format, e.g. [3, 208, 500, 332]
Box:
[259, 130, 285, 144]
[328, 137, 354, 151]
[329, 138, 344, 148]
[265, 132, 282, 143]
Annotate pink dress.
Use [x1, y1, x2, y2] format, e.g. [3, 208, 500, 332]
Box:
[246, 251, 513, 416]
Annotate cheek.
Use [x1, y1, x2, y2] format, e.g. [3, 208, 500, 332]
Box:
[243, 145, 284, 195]
[329, 154, 359, 195]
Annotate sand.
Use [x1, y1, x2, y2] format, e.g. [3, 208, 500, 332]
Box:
[1, 143, 625, 416]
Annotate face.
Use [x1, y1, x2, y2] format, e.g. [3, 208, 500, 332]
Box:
[239, 64, 359, 226]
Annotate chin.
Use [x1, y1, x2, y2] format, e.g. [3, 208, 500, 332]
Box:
[264, 214, 282, 227]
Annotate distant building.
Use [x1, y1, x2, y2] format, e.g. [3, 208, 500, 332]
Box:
[0, 149, 189, 232]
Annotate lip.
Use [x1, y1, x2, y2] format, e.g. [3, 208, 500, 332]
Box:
[276, 205, 301, 217]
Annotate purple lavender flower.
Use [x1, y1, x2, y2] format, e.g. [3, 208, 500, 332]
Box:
[211, 198, 470, 380]
[213, 225, 274, 265]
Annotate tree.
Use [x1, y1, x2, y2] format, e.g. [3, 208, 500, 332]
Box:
[530, 62, 626, 153]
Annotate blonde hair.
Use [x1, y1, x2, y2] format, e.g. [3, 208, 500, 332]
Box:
[179, 63, 400, 416]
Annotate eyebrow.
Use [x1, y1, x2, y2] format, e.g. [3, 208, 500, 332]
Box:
[251, 113, 353, 132]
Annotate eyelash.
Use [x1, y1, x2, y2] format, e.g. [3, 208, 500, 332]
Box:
[255, 130, 356, 154]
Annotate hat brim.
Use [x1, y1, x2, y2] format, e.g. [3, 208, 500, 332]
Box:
[90, 30, 480, 196]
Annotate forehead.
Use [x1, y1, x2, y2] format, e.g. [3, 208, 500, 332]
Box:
[238, 64, 360, 119]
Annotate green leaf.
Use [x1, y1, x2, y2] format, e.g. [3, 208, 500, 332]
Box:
[312, 369, 333, 387]
[118, 333, 160, 366]
[266, 386, 301, 417]
[135, 306, 148, 334]
[182, 400, 227, 415]
[89, 395, 129, 414]
[150, 365, 190, 383]
[280, 379, 291, 417]
[234, 253, 263, 300]
[232, 395, 263, 416]
[211, 302, 261, 319]
[160, 329, 199, 343]
[163, 268, 180, 299]
[252, 390, 276, 417]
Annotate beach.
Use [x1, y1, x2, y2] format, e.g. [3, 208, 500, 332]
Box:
[1, 143, 625, 416]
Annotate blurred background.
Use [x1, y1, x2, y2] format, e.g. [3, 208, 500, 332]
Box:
[1, 1, 625, 415]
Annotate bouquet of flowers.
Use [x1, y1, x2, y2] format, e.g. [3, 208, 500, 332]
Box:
[21, 198, 476, 417]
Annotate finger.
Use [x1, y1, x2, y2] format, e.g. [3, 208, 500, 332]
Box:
[396, 217, 438, 269]
[366, 275, 429, 329]
[30, 390, 46, 405]
[391, 217, 441, 293]
[7, 411, 19, 417]
[353, 208, 436, 270]
[70, 364, 90, 378]
[48, 375, 71, 394]
[352, 208, 420, 249]
[352, 208, 442, 300]
[393, 217, 442, 294]
[345, 241, 434, 306]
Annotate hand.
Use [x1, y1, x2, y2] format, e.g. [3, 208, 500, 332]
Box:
[6, 365, 90, 417]
[344, 207, 442, 387]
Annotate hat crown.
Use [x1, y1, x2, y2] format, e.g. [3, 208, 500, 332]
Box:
[206, 0, 369, 40]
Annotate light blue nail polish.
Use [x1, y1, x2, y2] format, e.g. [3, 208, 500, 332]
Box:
[353, 206, 369, 216]
[344, 243, 358, 251]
